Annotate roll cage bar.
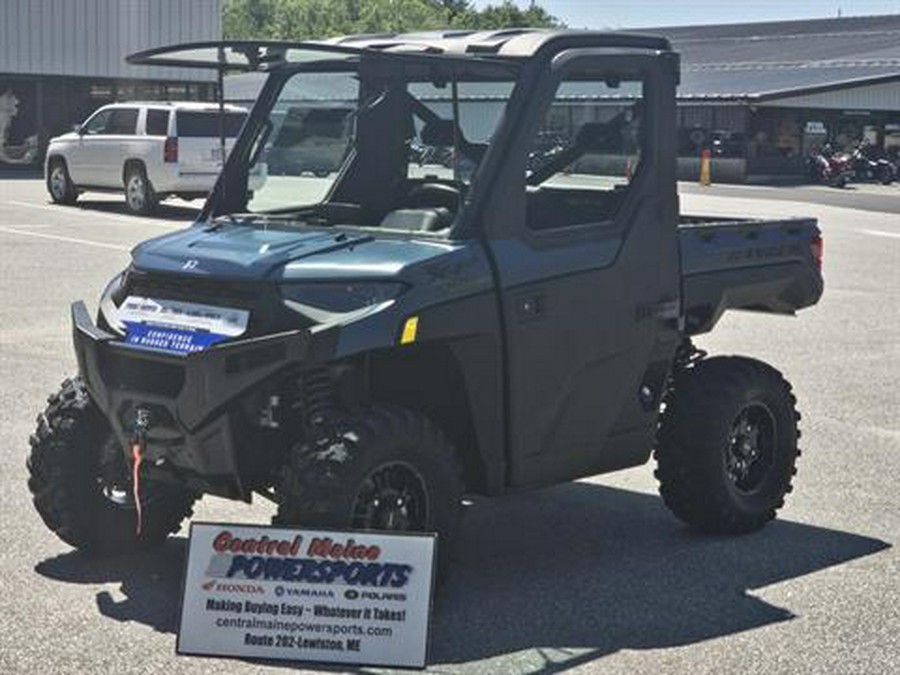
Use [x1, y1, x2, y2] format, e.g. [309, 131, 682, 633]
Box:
[126, 40, 515, 72]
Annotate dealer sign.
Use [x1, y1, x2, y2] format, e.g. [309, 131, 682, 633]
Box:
[177, 522, 436, 668]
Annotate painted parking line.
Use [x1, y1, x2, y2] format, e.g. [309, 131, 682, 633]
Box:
[860, 229, 900, 239]
[0, 226, 131, 251]
[6, 200, 184, 229]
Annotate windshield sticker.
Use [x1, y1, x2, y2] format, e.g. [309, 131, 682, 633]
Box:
[117, 296, 249, 336]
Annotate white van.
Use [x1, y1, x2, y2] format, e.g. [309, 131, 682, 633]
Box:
[45, 102, 250, 214]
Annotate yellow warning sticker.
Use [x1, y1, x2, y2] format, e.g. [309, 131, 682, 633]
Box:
[400, 316, 419, 345]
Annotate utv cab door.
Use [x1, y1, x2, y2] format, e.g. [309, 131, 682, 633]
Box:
[485, 51, 682, 487]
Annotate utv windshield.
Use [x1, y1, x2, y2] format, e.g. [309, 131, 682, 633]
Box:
[221, 49, 518, 233]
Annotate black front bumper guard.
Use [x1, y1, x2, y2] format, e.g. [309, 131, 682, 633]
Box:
[71, 301, 336, 499]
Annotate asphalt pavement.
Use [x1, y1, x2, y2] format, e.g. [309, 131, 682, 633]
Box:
[0, 179, 897, 674]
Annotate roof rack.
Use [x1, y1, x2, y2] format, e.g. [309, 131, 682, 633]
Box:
[126, 32, 672, 71]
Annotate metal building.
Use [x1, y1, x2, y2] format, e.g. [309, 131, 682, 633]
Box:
[646, 14, 900, 181]
[0, 0, 221, 169]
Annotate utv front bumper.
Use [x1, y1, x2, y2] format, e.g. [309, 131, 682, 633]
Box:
[71, 301, 337, 499]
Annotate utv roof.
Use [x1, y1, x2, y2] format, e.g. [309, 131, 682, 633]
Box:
[127, 30, 672, 71]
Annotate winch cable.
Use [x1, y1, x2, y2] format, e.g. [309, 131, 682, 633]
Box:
[131, 439, 144, 537]
[130, 408, 152, 537]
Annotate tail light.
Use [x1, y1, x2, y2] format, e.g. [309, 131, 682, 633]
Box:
[810, 234, 823, 271]
[163, 137, 178, 163]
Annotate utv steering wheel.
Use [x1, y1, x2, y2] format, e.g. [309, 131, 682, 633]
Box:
[406, 182, 462, 211]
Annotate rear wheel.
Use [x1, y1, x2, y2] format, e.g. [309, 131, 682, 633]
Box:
[123, 164, 158, 215]
[655, 356, 801, 534]
[275, 406, 463, 565]
[47, 159, 77, 205]
[27, 378, 196, 554]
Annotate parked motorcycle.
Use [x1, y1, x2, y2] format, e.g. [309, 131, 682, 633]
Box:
[806, 145, 854, 188]
[850, 141, 895, 184]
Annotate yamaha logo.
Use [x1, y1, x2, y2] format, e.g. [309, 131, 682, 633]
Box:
[182, 259, 200, 271]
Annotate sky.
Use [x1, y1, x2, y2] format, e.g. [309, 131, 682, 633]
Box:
[473, 0, 900, 29]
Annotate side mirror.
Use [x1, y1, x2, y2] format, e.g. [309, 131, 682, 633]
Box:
[72, 123, 84, 135]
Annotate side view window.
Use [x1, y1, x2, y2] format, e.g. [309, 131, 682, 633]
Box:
[82, 110, 112, 135]
[526, 76, 644, 231]
[106, 108, 139, 135]
[145, 109, 170, 136]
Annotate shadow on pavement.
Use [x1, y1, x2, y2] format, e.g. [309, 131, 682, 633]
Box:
[72, 198, 201, 222]
[35, 483, 889, 672]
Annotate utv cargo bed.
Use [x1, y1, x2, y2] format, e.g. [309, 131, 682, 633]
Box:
[677, 216, 823, 335]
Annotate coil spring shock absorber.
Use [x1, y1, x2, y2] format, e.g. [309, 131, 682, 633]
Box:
[302, 367, 334, 435]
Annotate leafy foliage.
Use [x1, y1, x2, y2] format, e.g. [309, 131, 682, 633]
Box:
[223, 0, 562, 40]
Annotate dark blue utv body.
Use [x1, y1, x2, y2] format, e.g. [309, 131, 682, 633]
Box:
[42, 32, 821, 558]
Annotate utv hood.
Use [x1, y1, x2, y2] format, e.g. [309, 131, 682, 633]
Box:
[131, 220, 458, 281]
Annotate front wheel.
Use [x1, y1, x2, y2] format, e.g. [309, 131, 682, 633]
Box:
[275, 407, 463, 562]
[27, 378, 196, 555]
[47, 159, 78, 205]
[655, 356, 801, 534]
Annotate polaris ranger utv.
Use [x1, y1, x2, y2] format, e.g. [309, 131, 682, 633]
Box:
[28, 32, 823, 558]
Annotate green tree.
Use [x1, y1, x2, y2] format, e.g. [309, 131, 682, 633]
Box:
[354, 0, 449, 34]
[456, 1, 560, 30]
[222, 0, 561, 40]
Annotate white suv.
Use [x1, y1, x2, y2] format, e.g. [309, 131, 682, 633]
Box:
[45, 102, 249, 214]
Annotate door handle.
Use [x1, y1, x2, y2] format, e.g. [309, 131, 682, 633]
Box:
[515, 295, 543, 321]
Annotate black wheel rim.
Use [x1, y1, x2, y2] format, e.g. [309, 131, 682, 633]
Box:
[725, 403, 777, 493]
[351, 461, 429, 532]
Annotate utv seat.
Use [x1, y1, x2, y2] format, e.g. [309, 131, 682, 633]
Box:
[380, 207, 452, 232]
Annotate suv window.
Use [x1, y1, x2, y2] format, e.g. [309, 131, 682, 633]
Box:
[82, 109, 113, 135]
[145, 109, 170, 136]
[106, 108, 139, 135]
[176, 111, 246, 137]
[525, 77, 644, 230]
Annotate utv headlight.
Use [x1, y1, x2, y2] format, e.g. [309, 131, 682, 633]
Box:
[280, 282, 405, 321]
[98, 270, 129, 334]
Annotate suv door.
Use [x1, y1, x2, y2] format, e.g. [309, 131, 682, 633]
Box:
[98, 107, 140, 187]
[69, 108, 113, 184]
[484, 51, 681, 487]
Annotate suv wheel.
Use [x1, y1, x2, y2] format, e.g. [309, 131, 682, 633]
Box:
[275, 406, 463, 567]
[655, 356, 801, 534]
[124, 164, 158, 215]
[47, 159, 77, 205]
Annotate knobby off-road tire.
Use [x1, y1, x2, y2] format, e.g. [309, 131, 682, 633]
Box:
[47, 158, 78, 205]
[655, 356, 801, 534]
[27, 377, 196, 555]
[275, 406, 463, 564]
[123, 164, 158, 215]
